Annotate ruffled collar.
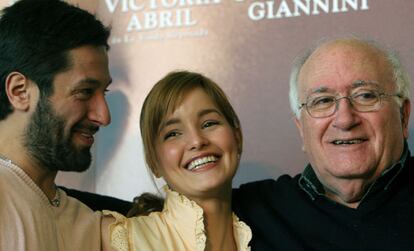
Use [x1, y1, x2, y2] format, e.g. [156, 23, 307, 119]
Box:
[162, 186, 251, 251]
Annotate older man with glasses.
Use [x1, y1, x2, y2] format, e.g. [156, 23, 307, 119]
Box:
[233, 38, 413, 250]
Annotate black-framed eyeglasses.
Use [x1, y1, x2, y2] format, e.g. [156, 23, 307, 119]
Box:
[299, 89, 403, 118]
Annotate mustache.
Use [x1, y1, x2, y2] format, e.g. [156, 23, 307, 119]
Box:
[72, 123, 100, 135]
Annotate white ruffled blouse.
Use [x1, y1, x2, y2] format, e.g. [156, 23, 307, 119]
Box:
[104, 186, 252, 251]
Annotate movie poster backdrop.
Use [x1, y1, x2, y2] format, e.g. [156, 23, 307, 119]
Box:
[3, 0, 414, 200]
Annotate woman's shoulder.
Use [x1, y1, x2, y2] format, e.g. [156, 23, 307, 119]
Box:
[103, 209, 167, 230]
[103, 210, 170, 251]
[101, 211, 129, 251]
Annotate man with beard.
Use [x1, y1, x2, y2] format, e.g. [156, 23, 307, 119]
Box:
[0, 0, 113, 250]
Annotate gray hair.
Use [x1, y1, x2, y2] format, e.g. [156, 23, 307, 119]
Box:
[289, 38, 411, 118]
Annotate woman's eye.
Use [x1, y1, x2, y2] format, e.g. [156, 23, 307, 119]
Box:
[202, 120, 220, 129]
[163, 131, 180, 140]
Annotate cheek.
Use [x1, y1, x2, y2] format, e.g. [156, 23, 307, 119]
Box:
[216, 129, 239, 155]
[215, 127, 237, 147]
[370, 105, 401, 135]
[57, 107, 84, 126]
[301, 119, 322, 141]
[157, 143, 183, 170]
[301, 118, 332, 151]
[379, 114, 404, 142]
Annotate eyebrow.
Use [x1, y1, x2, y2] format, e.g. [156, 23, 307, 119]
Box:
[76, 77, 112, 88]
[307, 86, 330, 95]
[350, 80, 380, 89]
[198, 108, 221, 118]
[307, 80, 381, 95]
[163, 118, 180, 128]
[161, 108, 222, 129]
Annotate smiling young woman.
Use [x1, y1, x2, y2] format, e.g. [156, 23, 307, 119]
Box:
[102, 71, 251, 251]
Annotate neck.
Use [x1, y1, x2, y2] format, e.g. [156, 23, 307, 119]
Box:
[0, 144, 58, 200]
[323, 179, 372, 209]
[0, 109, 58, 201]
[194, 187, 237, 251]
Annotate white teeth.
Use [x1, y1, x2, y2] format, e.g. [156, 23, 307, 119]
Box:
[333, 139, 364, 145]
[81, 133, 92, 138]
[187, 156, 218, 171]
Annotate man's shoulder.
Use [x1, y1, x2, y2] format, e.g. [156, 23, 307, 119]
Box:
[0, 162, 15, 178]
[234, 174, 300, 193]
[406, 155, 414, 164]
[233, 174, 301, 204]
[0, 164, 24, 193]
[61, 187, 132, 215]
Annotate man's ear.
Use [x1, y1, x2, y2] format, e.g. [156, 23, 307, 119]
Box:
[5, 72, 31, 111]
[294, 116, 304, 139]
[294, 116, 306, 152]
[401, 99, 411, 139]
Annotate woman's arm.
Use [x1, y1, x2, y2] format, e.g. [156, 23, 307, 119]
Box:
[101, 215, 116, 251]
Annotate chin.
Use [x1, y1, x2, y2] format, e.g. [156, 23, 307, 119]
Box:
[332, 166, 374, 179]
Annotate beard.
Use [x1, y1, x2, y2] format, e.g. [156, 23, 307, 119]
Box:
[24, 96, 93, 172]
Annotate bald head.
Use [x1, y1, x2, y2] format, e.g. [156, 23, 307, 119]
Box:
[289, 38, 410, 118]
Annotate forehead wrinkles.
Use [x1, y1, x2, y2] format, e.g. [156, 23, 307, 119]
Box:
[297, 41, 394, 98]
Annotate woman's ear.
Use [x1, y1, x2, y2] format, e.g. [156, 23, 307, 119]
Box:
[5, 72, 31, 111]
